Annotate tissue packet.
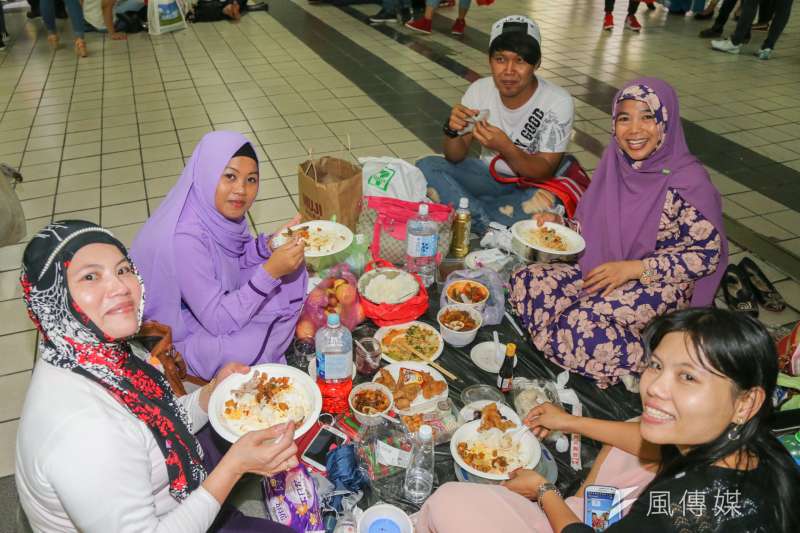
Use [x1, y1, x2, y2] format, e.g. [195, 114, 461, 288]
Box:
[265, 464, 325, 533]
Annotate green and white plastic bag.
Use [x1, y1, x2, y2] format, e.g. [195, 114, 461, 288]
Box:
[148, 0, 187, 35]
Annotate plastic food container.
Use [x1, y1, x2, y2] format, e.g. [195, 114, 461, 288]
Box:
[445, 279, 490, 312]
[437, 304, 482, 347]
[460, 384, 505, 406]
[348, 382, 393, 427]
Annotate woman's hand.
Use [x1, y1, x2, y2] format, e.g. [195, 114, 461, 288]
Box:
[269, 214, 303, 251]
[199, 362, 249, 412]
[524, 402, 575, 440]
[226, 422, 299, 477]
[532, 211, 564, 227]
[582, 260, 645, 297]
[501, 469, 549, 500]
[264, 239, 305, 279]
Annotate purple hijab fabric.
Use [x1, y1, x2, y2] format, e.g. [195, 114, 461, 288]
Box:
[574, 78, 727, 306]
[131, 131, 307, 378]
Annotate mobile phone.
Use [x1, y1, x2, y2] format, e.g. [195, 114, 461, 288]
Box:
[460, 109, 490, 135]
[300, 424, 348, 472]
[584, 485, 623, 532]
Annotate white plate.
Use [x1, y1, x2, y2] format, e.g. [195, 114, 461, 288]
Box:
[374, 321, 444, 364]
[272, 220, 353, 258]
[459, 401, 522, 427]
[209, 364, 322, 443]
[454, 442, 557, 485]
[511, 220, 585, 256]
[450, 420, 541, 481]
[470, 341, 518, 373]
[372, 361, 449, 416]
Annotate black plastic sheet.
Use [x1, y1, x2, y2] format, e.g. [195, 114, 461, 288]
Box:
[361, 284, 642, 509]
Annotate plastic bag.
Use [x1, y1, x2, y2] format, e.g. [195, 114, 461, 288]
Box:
[360, 259, 428, 327]
[400, 399, 464, 445]
[356, 417, 413, 483]
[264, 464, 325, 533]
[439, 268, 505, 326]
[148, 0, 186, 35]
[297, 264, 365, 339]
[359, 156, 428, 203]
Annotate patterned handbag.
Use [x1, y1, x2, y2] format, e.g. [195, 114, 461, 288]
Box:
[356, 196, 454, 266]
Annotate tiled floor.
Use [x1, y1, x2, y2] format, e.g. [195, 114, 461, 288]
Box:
[1, 0, 799, 523]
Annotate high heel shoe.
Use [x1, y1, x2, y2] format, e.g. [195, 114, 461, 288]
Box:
[74, 38, 87, 58]
[739, 257, 786, 312]
[47, 34, 59, 49]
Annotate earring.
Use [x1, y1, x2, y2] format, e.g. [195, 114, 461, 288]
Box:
[727, 423, 743, 441]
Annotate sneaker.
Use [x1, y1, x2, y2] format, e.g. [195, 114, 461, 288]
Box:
[451, 18, 466, 35]
[603, 12, 614, 31]
[752, 23, 769, 31]
[711, 38, 741, 54]
[0, 38, 5, 51]
[755, 47, 772, 60]
[400, 8, 412, 24]
[625, 15, 642, 31]
[699, 27, 723, 38]
[369, 9, 397, 24]
[405, 17, 432, 34]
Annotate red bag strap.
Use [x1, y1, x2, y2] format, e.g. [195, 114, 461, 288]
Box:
[365, 259, 394, 272]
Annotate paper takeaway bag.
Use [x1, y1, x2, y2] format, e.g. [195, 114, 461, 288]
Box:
[298, 156, 362, 231]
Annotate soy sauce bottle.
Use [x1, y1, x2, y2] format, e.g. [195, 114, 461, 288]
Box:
[497, 343, 516, 393]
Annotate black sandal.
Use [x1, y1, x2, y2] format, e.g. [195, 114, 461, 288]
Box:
[721, 264, 759, 317]
[739, 257, 786, 312]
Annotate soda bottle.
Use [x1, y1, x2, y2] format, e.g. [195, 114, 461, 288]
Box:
[315, 313, 353, 414]
[449, 197, 472, 258]
[403, 424, 435, 504]
[497, 343, 516, 393]
[405, 203, 438, 288]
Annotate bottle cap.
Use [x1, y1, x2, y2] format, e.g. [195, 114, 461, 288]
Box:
[506, 343, 517, 357]
[459, 197, 469, 209]
[419, 424, 433, 440]
[327, 313, 340, 327]
[418, 203, 429, 216]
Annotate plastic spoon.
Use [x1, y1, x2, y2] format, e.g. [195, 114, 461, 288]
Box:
[493, 331, 501, 364]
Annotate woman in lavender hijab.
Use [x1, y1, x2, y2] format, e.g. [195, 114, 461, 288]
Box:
[510, 78, 728, 390]
[132, 131, 307, 381]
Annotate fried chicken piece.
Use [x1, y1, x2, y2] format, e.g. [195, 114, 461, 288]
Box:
[374, 368, 396, 390]
[421, 373, 447, 399]
[478, 403, 516, 432]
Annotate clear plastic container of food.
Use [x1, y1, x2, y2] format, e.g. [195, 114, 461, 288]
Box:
[460, 384, 505, 406]
[512, 378, 561, 419]
[400, 399, 464, 445]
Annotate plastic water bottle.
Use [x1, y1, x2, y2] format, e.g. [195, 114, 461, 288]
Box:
[403, 424, 435, 504]
[315, 314, 353, 414]
[405, 204, 438, 288]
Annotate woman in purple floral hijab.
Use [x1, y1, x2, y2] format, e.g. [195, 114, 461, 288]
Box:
[510, 78, 727, 389]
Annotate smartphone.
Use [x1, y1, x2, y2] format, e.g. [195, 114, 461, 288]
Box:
[300, 424, 348, 472]
[584, 485, 623, 532]
[460, 109, 490, 135]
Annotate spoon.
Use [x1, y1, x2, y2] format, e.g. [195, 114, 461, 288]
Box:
[493, 331, 501, 363]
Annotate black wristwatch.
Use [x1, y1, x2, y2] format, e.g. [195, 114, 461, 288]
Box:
[443, 120, 460, 138]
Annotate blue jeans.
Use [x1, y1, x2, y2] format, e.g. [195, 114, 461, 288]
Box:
[41, 0, 85, 37]
[427, 0, 471, 8]
[417, 156, 560, 235]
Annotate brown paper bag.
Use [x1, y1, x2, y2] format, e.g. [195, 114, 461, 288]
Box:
[297, 156, 362, 231]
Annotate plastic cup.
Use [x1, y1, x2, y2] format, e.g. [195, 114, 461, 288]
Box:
[288, 337, 315, 372]
[355, 337, 382, 377]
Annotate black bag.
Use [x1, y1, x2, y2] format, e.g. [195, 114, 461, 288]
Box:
[114, 7, 148, 33]
[193, 0, 227, 21]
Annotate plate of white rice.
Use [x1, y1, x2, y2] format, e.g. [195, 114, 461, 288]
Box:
[358, 267, 420, 305]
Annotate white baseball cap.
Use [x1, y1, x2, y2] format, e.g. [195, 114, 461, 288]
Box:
[489, 15, 542, 47]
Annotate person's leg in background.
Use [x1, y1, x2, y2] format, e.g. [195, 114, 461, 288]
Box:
[699, 0, 737, 36]
[450, 0, 470, 35]
[757, 0, 794, 57]
[369, 0, 411, 24]
[694, 0, 719, 18]
[712, 0, 756, 52]
[624, 0, 642, 31]
[39, 0, 59, 45]
[405, 0, 437, 34]
[603, 0, 616, 30]
[753, 0, 775, 27]
[63, 0, 87, 56]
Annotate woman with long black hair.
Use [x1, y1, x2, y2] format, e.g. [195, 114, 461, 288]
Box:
[416, 308, 800, 532]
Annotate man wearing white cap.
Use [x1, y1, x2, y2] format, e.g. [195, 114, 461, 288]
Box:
[416, 16, 589, 235]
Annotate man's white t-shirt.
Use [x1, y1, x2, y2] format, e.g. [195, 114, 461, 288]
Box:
[461, 76, 574, 176]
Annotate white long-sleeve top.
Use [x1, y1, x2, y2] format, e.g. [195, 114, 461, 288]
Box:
[15, 361, 221, 532]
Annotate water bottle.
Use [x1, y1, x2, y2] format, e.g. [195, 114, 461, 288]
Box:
[315, 314, 353, 414]
[403, 424, 435, 504]
[405, 204, 438, 288]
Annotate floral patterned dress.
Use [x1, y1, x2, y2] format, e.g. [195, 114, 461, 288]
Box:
[510, 188, 722, 388]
